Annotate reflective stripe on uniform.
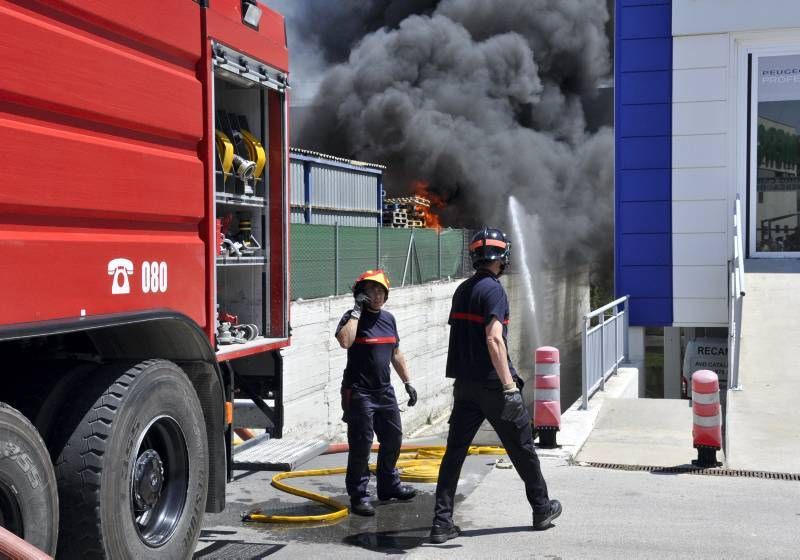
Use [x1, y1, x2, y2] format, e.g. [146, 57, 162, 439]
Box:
[353, 336, 397, 344]
[450, 312, 482, 323]
[450, 312, 509, 325]
[535, 362, 560, 376]
[693, 413, 721, 427]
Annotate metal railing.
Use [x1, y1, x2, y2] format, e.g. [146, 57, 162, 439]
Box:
[581, 295, 629, 410]
[728, 195, 746, 390]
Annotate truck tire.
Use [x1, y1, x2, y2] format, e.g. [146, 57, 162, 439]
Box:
[0, 403, 59, 555]
[54, 360, 209, 559]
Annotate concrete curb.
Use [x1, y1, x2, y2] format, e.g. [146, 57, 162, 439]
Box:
[540, 367, 639, 460]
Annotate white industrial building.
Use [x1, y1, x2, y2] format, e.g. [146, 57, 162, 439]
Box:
[616, 0, 800, 470]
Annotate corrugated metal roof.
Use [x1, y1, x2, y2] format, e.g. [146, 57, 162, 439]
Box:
[290, 147, 386, 170]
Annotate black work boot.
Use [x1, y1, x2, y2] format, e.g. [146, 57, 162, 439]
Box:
[350, 499, 375, 517]
[429, 522, 461, 544]
[377, 484, 417, 501]
[532, 499, 562, 530]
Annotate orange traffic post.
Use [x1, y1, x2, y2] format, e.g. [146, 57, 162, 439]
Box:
[534, 346, 561, 449]
[691, 369, 722, 468]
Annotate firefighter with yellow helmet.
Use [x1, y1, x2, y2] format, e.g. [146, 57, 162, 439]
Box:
[335, 269, 418, 516]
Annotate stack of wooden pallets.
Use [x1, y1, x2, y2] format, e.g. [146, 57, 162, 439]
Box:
[383, 196, 430, 228]
[382, 204, 408, 228]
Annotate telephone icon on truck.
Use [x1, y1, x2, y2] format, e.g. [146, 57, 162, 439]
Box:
[108, 258, 134, 294]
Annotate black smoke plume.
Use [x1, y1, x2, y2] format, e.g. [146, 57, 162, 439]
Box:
[265, 0, 613, 265]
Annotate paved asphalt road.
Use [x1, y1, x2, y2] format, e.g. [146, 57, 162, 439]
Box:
[196, 448, 800, 559]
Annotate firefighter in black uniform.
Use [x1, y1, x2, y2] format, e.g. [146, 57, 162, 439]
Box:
[429, 228, 562, 543]
[336, 269, 418, 516]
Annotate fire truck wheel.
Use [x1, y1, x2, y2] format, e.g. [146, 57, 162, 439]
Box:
[0, 403, 59, 555]
[53, 360, 209, 560]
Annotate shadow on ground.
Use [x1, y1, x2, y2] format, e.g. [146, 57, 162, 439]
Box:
[342, 524, 541, 554]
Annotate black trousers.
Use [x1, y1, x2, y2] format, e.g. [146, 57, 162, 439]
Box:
[433, 378, 550, 526]
[342, 385, 403, 501]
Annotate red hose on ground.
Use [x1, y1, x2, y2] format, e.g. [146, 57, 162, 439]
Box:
[0, 527, 52, 560]
[234, 435, 402, 451]
[323, 442, 439, 454]
[235, 428, 256, 441]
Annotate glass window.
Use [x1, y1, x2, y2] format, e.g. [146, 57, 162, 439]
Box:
[752, 53, 800, 254]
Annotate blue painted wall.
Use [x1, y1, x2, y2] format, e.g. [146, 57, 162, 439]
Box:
[615, 0, 673, 326]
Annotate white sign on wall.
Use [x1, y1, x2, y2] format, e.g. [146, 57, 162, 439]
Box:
[682, 338, 728, 398]
[758, 54, 800, 102]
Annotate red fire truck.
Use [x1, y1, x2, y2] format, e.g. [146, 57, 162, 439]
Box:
[0, 1, 290, 557]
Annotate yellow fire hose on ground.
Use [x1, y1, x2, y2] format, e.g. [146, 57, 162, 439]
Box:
[242, 445, 506, 524]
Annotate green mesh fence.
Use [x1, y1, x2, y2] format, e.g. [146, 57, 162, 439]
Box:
[439, 228, 470, 278]
[290, 225, 468, 300]
[339, 226, 379, 293]
[379, 228, 413, 289]
[290, 225, 335, 298]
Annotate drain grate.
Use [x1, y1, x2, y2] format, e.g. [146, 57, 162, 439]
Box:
[579, 462, 800, 481]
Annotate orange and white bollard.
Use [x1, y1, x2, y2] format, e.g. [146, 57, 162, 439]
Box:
[534, 346, 561, 448]
[691, 369, 722, 467]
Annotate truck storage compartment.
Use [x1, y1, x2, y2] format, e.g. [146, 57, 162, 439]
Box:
[212, 43, 288, 357]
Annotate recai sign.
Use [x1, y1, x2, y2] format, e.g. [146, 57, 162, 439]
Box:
[682, 338, 728, 392]
[759, 54, 800, 102]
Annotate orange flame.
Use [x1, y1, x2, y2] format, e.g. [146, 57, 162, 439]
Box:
[411, 180, 445, 229]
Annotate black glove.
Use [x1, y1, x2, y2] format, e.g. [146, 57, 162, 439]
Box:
[405, 382, 417, 407]
[351, 293, 372, 319]
[500, 388, 524, 423]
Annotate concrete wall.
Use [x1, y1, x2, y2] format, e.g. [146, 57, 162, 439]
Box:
[505, 264, 591, 409]
[281, 280, 458, 441]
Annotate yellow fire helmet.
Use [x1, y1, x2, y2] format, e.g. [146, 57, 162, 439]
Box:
[352, 269, 390, 300]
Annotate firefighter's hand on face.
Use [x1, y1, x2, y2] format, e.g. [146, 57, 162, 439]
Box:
[404, 382, 417, 407]
[500, 382, 523, 422]
[351, 292, 372, 319]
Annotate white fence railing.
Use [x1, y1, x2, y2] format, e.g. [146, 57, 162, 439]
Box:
[728, 195, 746, 390]
[581, 295, 629, 410]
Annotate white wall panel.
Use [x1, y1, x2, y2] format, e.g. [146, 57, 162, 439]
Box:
[673, 34, 729, 69]
[674, 266, 728, 298]
[673, 134, 727, 168]
[671, 29, 734, 328]
[673, 200, 727, 233]
[674, 1, 800, 36]
[673, 298, 728, 326]
[672, 167, 729, 201]
[673, 101, 728, 135]
[673, 233, 728, 266]
[673, 68, 727, 102]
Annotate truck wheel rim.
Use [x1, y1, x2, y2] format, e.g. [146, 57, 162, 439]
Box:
[0, 480, 24, 538]
[129, 415, 189, 547]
